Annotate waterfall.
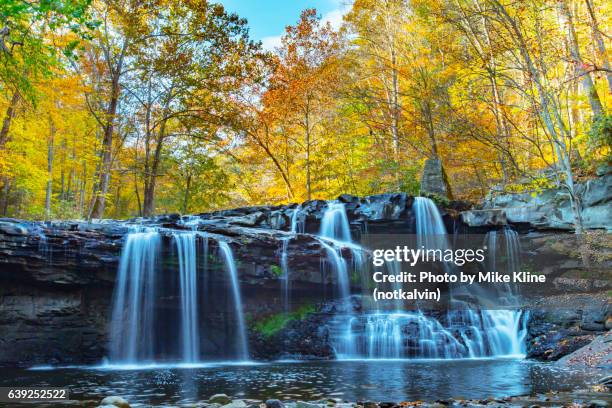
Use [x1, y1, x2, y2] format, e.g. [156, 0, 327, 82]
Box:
[320, 202, 352, 242]
[317, 202, 366, 305]
[318, 239, 351, 300]
[109, 226, 253, 364]
[173, 232, 200, 363]
[109, 229, 161, 363]
[218, 241, 249, 360]
[413, 196, 450, 253]
[318, 202, 369, 356]
[481, 309, 528, 356]
[290, 206, 304, 233]
[332, 197, 528, 360]
[333, 309, 527, 359]
[201, 232, 210, 308]
[485, 227, 522, 302]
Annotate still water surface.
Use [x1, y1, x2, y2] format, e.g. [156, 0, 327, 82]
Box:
[2, 359, 594, 407]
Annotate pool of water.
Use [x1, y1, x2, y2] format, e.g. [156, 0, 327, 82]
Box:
[1, 359, 596, 407]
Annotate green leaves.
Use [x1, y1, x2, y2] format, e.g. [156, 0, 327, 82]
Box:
[0, 0, 94, 99]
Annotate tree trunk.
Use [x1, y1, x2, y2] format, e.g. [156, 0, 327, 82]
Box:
[557, 0, 604, 116]
[252, 127, 294, 199]
[391, 50, 401, 190]
[182, 174, 192, 214]
[305, 108, 312, 201]
[490, 0, 585, 233]
[89, 75, 120, 219]
[142, 119, 166, 217]
[134, 171, 142, 217]
[45, 118, 56, 219]
[585, 0, 612, 93]
[0, 90, 20, 149]
[79, 160, 86, 218]
[1, 177, 12, 215]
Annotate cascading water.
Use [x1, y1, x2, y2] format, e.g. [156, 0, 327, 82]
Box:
[413, 197, 449, 248]
[334, 310, 527, 359]
[109, 229, 161, 363]
[173, 232, 200, 363]
[320, 202, 352, 242]
[109, 227, 253, 364]
[332, 197, 528, 360]
[218, 241, 249, 361]
[319, 202, 369, 356]
[485, 227, 522, 303]
[290, 206, 305, 233]
[318, 202, 355, 300]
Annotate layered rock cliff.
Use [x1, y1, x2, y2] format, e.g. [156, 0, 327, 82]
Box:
[0, 174, 610, 366]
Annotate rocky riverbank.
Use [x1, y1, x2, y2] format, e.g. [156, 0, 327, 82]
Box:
[91, 391, 612, 408]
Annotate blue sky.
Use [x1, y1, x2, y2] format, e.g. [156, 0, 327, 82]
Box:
[218, 0, 350, 50]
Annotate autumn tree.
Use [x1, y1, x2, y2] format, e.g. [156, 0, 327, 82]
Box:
[128, 0, 260, 216]
[266, 9, 344, 201]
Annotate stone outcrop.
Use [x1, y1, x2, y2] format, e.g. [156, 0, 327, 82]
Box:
[420, 158, 453, 199]
[466, 173, 612, 230]
[526, 294, 611, 361]
[555, 331, 612, 369]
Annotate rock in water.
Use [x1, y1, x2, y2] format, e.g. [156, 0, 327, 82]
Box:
[266, 399, 286, 408]
[587, 401, 609, 408]
[210, 394, 233, 405]
[420, 158, 453, 199]
[296, 401, 326, 408]
[223, 400, 248, 408]
[100, 396, 130, 408]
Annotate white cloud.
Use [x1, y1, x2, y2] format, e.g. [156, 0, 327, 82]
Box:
[321, 1, 351, 30]
[261, 35, 283, 51]
[260, 1, 351, 52]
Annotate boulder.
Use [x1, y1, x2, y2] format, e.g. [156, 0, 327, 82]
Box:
[223, 400, 248, 408]
[460, 209, 507, 227]
[420, 158, 453, 199]
[266, 399, 286, 408]
[0, 219, 29, 235]
[483, 173, 612, 230]
[100, 396, 130, 408]
[555, 332, 612, 368]
[210, 394, 233, 405]
[296, 402, 326, 408]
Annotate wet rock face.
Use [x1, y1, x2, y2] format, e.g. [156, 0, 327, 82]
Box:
[525, 295, 610, 361]
[0, 185, 609, 366]
[460, 209, 507, 227]
[474, 173, 612, 230]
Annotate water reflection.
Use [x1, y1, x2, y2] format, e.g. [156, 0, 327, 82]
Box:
[2, 360, 594, 407]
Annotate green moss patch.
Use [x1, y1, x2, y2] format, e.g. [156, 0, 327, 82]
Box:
[254, 305, 315, 338]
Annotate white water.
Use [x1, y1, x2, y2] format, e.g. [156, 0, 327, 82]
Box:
[110, 229, 252, 364]
[334, 308, 527, 359]
[173, 232, 200, 363]
[290, 206, 305, 233]
[108, 197, 527, 364]
[320, 202, 352, 243]
[218, 241, 249, 360]
[318, 202, 369, 308]
[109, 229, 161, 363]
[485, 227, 522, 303]
[413, 197, 448, 249]
[332, 197, 528, 360]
